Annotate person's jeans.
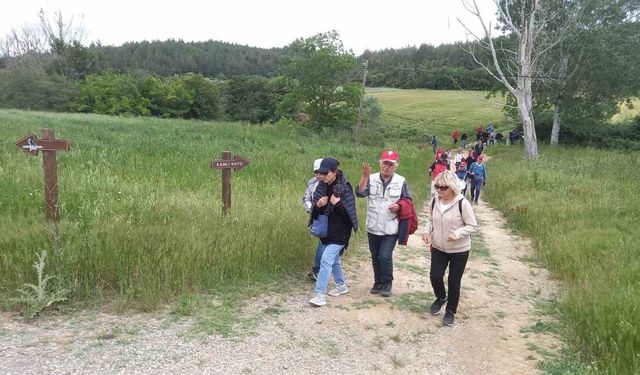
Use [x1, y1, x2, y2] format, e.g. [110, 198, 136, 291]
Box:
[429, 248, 469, 314]
[472, 178, 484, 202]
[312, 240, 323, 274]
[367, 232, 398, 283]
[314, 243, 346, 294]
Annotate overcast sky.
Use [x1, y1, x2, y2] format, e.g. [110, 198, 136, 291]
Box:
[1, 0, 499, 54]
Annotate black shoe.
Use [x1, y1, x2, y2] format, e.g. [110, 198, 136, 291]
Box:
[370, 282, 383, 294]
[306, 271, 318, 281]
[379, 282, 392, 297]
[443, 310, 455, 327]
[430, 298, 447, 315]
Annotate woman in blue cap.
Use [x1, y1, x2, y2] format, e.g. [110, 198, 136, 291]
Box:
[308, 158, 358, 307]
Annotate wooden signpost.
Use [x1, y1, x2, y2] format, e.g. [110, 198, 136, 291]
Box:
[15, 129, 70, 222]
[210, 151, 249, 215]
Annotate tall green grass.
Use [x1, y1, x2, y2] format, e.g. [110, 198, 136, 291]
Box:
[484, 144, 640, 375]
[369, 88, 509, 141]
[0, 109, 429, 309]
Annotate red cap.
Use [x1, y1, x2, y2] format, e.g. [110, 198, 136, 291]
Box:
[380, 150, 399, 164]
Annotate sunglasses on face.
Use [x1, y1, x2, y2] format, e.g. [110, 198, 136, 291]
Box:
[434, 185, 449, 191]
[316, 171, 329, 176]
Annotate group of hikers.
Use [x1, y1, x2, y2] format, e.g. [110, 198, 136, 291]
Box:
[431, 123, 504, 153]
[302, 142, 485, 327]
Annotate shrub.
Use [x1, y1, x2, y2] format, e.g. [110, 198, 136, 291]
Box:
[0, 65, 78, 111]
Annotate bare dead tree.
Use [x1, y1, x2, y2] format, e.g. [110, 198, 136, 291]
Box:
[458, 0, 570, 160]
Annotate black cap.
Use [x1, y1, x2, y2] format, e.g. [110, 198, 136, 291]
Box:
[317, 158, 338, 173]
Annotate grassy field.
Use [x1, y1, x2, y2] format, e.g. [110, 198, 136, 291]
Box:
[368, 88, 510, 142]
[369, 88, 639, 373]
[482, 145, 640, 375]
[0, 109, 430, 311]
[2, 88, 638, 373]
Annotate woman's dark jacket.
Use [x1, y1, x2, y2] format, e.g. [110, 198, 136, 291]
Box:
[309, 170, 358, 247]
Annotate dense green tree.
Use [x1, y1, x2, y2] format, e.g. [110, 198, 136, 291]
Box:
[222, 75, 289, 123]
[0, 64, 77, 111]
[532, 1, 640, 144]
[71, 71, 150, 116]
[280, 31, 360, 129]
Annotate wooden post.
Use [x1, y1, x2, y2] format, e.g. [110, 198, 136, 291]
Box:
[355, 60, 368, 146]
[42, 129, 60, 222]
[210, 151, 249, 215]
[221, 151, 232, 215]
[15, 129, 70, 222]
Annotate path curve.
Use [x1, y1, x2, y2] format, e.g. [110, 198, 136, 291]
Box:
[0, 200, 560, 374]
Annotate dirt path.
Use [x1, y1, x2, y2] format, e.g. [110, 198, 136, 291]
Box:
[0, 201, 561, 374]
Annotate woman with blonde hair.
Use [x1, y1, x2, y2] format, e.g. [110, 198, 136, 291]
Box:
[423, 170, 478, 326]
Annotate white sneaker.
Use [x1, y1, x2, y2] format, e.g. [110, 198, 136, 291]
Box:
[328, 284, 348, 297]
[309, 293, 326, 306]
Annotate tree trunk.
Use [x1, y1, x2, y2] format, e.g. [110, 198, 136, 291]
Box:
[517, 0, 539, 160]
[516, 91, 538, 160]
[550, 57, 569, 146]
[550, 97, 562, 145]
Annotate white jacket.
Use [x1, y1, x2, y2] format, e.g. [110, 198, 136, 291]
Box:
[365, 173, 406, 235]
[426, 194, 478, 253]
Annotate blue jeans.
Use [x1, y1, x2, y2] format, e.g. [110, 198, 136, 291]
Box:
[472, 178, 484, 202]
[312, 241, 323, 274]
[314, 243, 346, 294]
[367, 232, 398, 283]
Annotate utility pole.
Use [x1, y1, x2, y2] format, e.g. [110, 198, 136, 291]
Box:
[355, 60, 368, 146]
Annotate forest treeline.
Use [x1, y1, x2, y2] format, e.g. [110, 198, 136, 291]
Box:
[0, 37, 491, 89]
[0, 11, 638, 149]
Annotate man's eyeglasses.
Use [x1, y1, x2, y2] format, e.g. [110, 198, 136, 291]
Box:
[434, 185, 449, 191]
[379, 162, 397, 168]
[315, 171, 329, 176]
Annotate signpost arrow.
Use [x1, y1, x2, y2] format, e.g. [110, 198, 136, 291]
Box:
[210, 151, 250, 215]
[15, 129, 70, 222]
[16, 133, 70, 156]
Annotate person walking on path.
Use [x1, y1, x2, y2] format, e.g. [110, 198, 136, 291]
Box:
[474, 139, 484, 157]
[308, 158, 358, 307]
[423, 170, 478, 326]
[454, 149, 463, 171]
[469, 155, 487, 204]
[303, 158, 325, 281]
[431, 135, 438, 154]
[455, 161, 469, 197]
[356, 150, 412, 297]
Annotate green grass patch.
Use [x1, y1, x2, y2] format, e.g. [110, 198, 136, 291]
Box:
[0, 109, 430, 312]
[369, 88, 508, 144]
[485, 144, 640, 374]
[391, 291, 432, 316]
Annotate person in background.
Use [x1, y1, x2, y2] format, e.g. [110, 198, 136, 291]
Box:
[303, 158, 325, 281]
[464, 150, 476, 200]
[423, 170, 478, 327]
[431, 135, 438, 154]
[456, 160, 468, 197]
[486, 123, 494, 135]
[469, 155, 487, 204]
[308, 158, 358, 307]
[452, 130, 459, 146]
[461, 132, 468, 149]
[429, 154, 449, 200]
[474, 139, 484, 157]
[357, 150, 412, 297]
[454, 149, 463, 171]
